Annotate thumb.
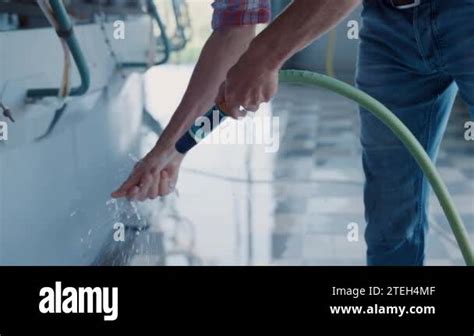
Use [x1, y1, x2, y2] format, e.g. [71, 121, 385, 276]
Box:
[216, 82, 226, 106]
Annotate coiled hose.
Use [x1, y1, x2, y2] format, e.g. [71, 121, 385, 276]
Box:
[176, 69, 474, 266]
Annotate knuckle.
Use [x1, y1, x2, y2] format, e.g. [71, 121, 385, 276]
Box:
[230, 110, 241, 119]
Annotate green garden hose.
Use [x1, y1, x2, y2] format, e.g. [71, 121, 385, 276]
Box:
[176, 69, 474, 266]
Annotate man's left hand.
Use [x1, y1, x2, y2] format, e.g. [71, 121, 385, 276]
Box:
[216, 50, 279, 118]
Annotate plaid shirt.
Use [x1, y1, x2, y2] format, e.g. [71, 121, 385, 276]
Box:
[211, 0, 271, 30]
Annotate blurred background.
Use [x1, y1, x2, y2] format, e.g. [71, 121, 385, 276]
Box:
[0, 0, 472, 266]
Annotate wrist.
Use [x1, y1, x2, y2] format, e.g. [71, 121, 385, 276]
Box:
[246, 36, 286, 72]
[152, 137, 181, 161]
[152, 110, 194, 156]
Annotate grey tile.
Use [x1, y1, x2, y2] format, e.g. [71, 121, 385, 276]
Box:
[275, 198, 308, 214]
[271, 233, 303, 259]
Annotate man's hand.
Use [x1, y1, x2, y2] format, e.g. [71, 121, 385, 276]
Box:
[111, 27, 257, 202]
[216, 49, 279, 118]
[215, 0, 361, 119]
[111, 147, 184, 201]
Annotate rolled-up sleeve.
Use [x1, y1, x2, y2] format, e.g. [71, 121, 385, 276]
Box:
[211, 0, 271, 31]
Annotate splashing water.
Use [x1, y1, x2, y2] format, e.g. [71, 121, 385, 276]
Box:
[128, 153, 140, 163]
[129, 201, 141, 221]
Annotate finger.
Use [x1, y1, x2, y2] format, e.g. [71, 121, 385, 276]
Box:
[158, 170, 172, 196]
[134, 173, 153, 202]
[112, 172, 142, 198]
[243, 104, 259, 112]
[223, 83, 242, 119]
[226, 104, 241, 119]
[148, 179, 160, 200]
[237, 106, 250, 119]
[262, 88, 275, 103]
[215, 82, 226, 106]
[117, 161, 145, 195]
[221, 93, 240, 119]
[126, 185, 141, 201]
[139, 174, 154, 202]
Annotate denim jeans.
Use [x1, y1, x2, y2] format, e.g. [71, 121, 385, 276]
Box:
[356, 0, 474, 265]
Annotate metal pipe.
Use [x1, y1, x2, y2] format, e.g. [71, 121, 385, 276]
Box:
[169, 0, 192, 52]
[27, 0, 90, 98]
[121, 0, 170, 68]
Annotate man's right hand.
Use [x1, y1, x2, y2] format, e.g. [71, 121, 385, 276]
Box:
[111, 146, 184, 201]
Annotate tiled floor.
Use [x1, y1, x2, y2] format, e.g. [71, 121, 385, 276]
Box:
[270, 83, 473, 266]
[99, 65, 473, 266]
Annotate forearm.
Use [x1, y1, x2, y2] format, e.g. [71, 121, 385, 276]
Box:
[247, 0, 361, 70]
[154, 26, 256, 154]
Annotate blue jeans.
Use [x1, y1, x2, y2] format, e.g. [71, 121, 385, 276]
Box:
[356, 0, 474, 265]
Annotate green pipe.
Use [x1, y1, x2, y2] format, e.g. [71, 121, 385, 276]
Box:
[278, 70, 473, 266]
[121, 0, 170, 68]
[177, 69, 473, 265]
[27, 0, 90, 98]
